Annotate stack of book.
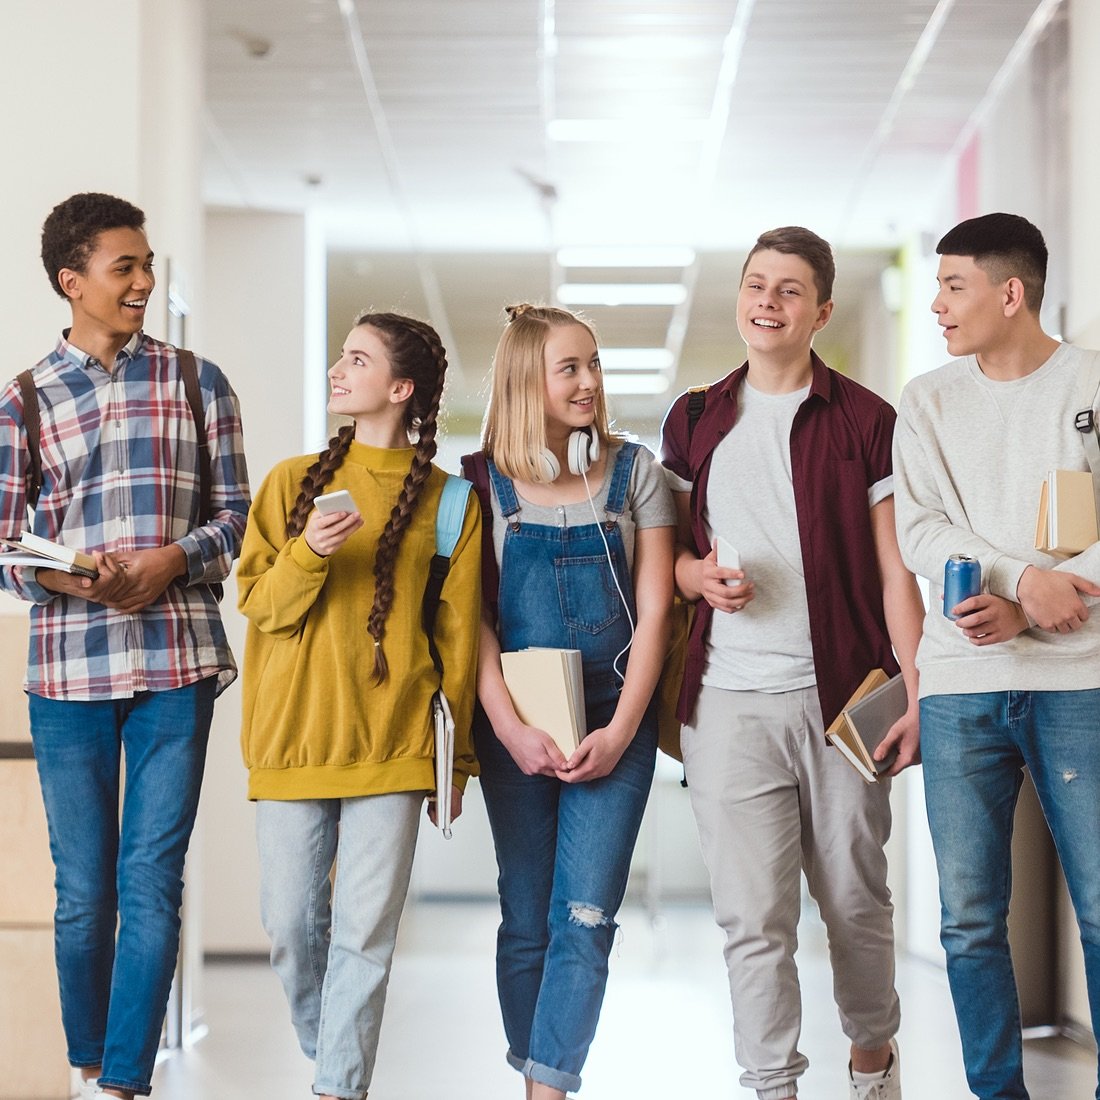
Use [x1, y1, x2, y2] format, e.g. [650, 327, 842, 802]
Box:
[1034, 468, 1099, 556]
[500, 648, 586, 754]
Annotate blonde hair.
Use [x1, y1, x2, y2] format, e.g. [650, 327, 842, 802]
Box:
[482, 303, 620, 481]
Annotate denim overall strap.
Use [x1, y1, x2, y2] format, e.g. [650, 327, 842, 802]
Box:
[486, 457, 522, 529]
[602, 441, 640, 524]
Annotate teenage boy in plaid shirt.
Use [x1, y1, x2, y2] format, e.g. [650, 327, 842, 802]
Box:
[0, 193, 250, 1099]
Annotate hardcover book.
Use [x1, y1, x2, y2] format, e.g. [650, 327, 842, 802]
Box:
[825, 669, 907, 784]
[500, 648, 586, 755]
[1034, 469, 1099, 557]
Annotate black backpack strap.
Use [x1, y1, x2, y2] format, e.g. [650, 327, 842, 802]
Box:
[421, 476, 472, 676]
[685, 386, 707, 446]
[178, 350, 212, 525]
[461, 451, 500, 621]
[17, 371, 42, 511]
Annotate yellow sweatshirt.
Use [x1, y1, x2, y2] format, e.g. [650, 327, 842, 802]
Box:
[238, 441, 481, 800]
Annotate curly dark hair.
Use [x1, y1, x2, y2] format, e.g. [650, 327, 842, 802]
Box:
[41, 193, 146, 298]
[285, 311, 450, 683]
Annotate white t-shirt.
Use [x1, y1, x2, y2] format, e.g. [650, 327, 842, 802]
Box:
[702, 382, 817, 692]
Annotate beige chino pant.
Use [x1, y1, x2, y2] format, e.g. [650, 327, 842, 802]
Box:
[682, 684, 900, 1100]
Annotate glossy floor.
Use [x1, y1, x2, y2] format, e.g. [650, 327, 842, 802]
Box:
[149, 900, 1095, 1100]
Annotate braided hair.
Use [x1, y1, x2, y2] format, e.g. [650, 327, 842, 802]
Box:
[285, 311, 449, 683]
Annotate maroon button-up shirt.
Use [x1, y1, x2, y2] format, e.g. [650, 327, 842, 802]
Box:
[660, 353, 900, 730]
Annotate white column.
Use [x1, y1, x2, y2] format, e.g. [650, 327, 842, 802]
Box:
[199, 209, 316, 952]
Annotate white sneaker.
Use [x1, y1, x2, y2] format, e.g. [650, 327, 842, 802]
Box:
[848, 1038, 901, 1100]
[77, 1080, 98, 1100]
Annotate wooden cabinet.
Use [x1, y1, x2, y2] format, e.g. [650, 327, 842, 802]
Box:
[0, 610, 71, 1100]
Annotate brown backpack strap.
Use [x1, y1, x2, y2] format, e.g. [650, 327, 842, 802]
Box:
[460, 451, 499, 621]
[17, 371, 42, 510]
[178, 350, 212, 525]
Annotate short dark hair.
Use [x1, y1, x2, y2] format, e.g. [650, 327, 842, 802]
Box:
[936, 212, 1048, 313]
[41, 193, 146, 298]
[742, 226, 835, 304]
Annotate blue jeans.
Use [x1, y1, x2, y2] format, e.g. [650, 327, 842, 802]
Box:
[28, 680, 217, 1096]
[256, 793, 423, 1100]
[921, 689, 1100, 1100]
[476, 698, 657, 1094]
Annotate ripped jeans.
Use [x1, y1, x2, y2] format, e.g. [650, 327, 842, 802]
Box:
[476, 695, 657, 1094]
[921, 689, 1100, 1099]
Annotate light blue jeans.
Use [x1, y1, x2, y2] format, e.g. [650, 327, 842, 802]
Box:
[921, 689, 1100, 1100]
[256, 792, 423, 1100]
[28, 679, 217, 1096]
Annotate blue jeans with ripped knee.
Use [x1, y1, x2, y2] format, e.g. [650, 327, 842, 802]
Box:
[921, 688, 1100, 1100]
[475, 695, 656, 1094]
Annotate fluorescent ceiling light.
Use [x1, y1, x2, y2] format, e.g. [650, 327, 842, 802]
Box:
[558, 283, 687, 306]
[603, 373, 672, 396]
[599, 348, 675, 371]
[557, 246, 696, 268]
[548, 119, 709, 142]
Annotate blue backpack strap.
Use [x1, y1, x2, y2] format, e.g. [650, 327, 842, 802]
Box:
[422, 474, 474, 676]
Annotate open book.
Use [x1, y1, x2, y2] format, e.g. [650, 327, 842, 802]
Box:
[500, 648, 586, 755]
[0, 532, 98, 579]
[825, 669, 907, 783]
[1034, 469, 1099, 557]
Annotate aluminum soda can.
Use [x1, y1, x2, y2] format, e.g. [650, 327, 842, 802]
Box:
[944, 554, 981, 620]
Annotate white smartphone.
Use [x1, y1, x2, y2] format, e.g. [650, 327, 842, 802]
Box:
[314, 489, 358, 515]
[716, 536, 746, 586]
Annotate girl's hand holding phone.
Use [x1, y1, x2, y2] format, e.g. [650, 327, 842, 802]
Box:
[304, 505, 364, 557]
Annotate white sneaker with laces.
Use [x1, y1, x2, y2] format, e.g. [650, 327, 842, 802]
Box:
[77, 1080, 98, 1100]
[848, 1037, 901, 1100]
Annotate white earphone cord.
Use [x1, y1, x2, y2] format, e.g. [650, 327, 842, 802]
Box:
[580, 464, 635, 684]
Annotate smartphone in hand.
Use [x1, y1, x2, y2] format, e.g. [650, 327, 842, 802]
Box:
[716, 536, 747, 586]
[314, 489, 358, 515]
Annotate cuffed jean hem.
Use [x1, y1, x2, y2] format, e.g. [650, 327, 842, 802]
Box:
[97, 1078, 151, 1097]
[312, 1084, 366, 1100]
[507, 1049, 583, 1093]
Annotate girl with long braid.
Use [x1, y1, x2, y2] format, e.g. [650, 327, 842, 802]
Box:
[237, 311, 480, 1100]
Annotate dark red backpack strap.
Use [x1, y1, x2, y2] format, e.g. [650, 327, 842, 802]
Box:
[178, 349, 212, 525]
[460, 451, 499, 621]
[17, 371, 42, 511]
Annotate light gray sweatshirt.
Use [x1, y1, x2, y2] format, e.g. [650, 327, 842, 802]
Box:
[893, 342, 1100, 698]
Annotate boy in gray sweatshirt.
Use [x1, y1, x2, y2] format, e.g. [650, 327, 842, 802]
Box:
[893, 212, 1100, 1100]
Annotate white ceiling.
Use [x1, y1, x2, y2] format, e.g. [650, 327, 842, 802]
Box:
[203, 0, 1065, 423]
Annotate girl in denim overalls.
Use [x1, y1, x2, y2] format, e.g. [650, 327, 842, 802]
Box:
[465, 304, 675, 1099]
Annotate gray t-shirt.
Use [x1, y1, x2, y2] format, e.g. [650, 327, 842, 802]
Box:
[487, 442, 675, 572]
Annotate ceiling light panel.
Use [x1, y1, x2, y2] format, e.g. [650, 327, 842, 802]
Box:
[557, 247, 696, 268]
[603, 373, 673, 396]
[558, 283, 688, 306]
[598, 348, 675, 371]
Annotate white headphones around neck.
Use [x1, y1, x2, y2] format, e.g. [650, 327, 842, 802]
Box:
[538, 428, 600, 482]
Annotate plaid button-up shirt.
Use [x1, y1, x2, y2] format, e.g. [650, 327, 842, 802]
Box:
[0, 332, 250, 699]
